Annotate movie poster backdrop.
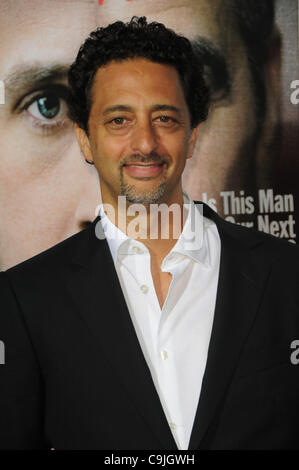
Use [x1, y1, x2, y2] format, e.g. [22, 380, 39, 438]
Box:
[0, 0, 298, 271]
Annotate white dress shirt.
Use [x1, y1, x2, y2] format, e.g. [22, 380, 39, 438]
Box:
[99, 190, 221, 450]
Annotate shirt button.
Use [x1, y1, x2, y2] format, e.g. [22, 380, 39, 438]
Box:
[169, 422, 177, 431]
[132, 245, 142, 254]
[140, 284, 149, 294]
[160, 350, 168, 360]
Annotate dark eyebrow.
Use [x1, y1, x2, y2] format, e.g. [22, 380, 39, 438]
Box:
[191, 37, 231, 99]
[103, 104, 182, 116]
[103, 105, 134, 115]
[151, 104, 182, 114]
[4, 64, 70, 107]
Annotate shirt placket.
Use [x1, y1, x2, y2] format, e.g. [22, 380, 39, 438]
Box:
[155, 261, 186, 449]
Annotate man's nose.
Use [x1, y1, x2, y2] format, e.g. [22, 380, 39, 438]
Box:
[130, 120, 158, 155]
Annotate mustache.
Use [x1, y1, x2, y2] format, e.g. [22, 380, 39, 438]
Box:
[121, 152, 169, 166]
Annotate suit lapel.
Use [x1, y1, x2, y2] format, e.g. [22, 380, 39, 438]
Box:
[188, 206, 272, 449]
[66, 219, 177, 450]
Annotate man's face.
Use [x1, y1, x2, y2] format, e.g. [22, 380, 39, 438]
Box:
[0, 0, 100, 270]
[77, 59, 199, 208]
[97, 0, 279, 204]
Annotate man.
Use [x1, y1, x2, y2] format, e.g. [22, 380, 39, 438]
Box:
[0, 0, 100, 270]
[0, 17, 298, 450]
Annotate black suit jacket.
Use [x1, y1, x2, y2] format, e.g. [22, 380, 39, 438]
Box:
[0, 203, 299, 450]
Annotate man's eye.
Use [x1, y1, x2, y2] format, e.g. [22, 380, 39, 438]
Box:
[111, 117, 126, 125]
[17, 85, 71, 134]
[34, 94, 61, 119]
[26, 93, 68, 121]
[155, 116, 177, 126]
[203, 65, 231, 102]
[159, 116, 172, 122]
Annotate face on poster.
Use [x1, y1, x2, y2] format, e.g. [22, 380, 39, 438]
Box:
[0, 0, 292, 269]
[0, 0, 101, 270]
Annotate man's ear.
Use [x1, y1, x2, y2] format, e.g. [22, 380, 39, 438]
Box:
[74, 123, 94, 164]
[187, 124, 200, 160]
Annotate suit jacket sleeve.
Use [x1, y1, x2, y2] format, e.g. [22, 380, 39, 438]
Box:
[0, 272, 47, 449]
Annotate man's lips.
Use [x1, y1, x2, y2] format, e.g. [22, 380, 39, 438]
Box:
[123, 162, 166, 178]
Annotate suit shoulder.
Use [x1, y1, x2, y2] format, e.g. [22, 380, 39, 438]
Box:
[200, 201, 299, 263]
[229, 222, 299, 274]
[4, 221, 95, 278]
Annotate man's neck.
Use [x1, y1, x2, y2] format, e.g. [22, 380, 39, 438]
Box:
[101, 191, 186, 260]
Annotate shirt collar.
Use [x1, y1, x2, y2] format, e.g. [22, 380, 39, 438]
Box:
[98, 190, 212, 268]
[98, 203, 129, 264]
[163, 190, 211, 268]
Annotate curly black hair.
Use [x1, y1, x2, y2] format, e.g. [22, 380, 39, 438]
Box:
[68, 16, 209, 133]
